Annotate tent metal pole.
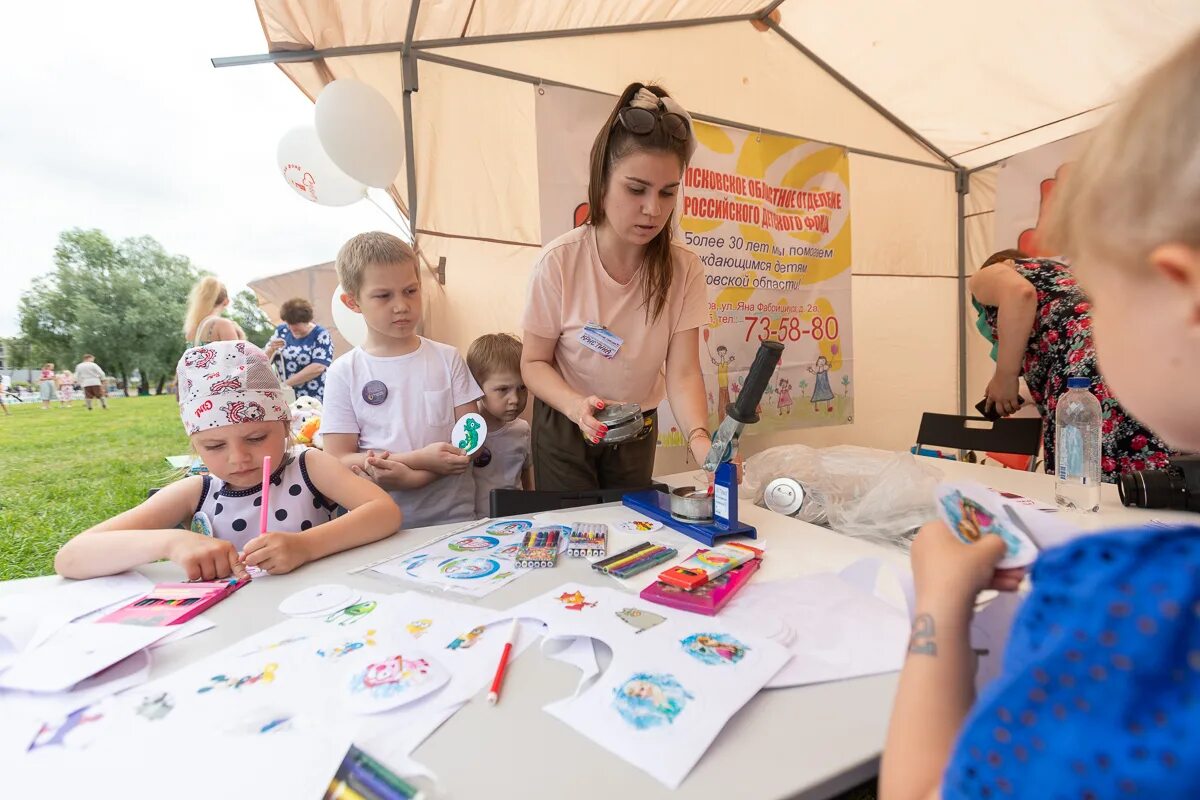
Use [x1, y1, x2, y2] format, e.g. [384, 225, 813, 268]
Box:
[411, 14, 761, 49]
[956, 168, 969, 416]
[213, 14, 760, 67]
[402, 0, 422, 251]
[412, 50, 955, 174]
[757, 0, 789, 19]
[763, 18, 959, 169]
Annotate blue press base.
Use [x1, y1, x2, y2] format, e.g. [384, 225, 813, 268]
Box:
[621, 489, 757, 548]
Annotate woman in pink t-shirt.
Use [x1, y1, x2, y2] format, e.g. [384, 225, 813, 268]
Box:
[521, 83, 712, 491]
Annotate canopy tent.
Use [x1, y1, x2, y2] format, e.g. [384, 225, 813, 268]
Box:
[246, 261, 356, 356]
[217, 0, 1200, 469]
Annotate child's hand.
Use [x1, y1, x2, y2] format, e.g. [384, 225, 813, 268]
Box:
[911, 521, 1025, 605]
[418, 442, 470, 475]
[569, 395, 618, 443]
[167, 532, 247, 582]
[241, 532, 311, 575]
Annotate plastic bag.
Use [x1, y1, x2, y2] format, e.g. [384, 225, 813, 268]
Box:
[740, 444, 940, 550]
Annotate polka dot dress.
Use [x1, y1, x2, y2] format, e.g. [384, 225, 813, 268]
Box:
[943, 525, 1200, 798]
[195, 449, 337, 551]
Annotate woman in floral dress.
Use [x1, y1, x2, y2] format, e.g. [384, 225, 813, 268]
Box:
[971, 250, 1172, 482]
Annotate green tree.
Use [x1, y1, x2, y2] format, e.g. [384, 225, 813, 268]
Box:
[229, 290, 275, 347]
[19, 229, 202, 395]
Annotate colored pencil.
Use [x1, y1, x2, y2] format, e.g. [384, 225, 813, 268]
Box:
[328, 779, 367, 800]
[259, 455, 271, 534]
[612, 548, 678, 578]
[487, 618, 520, 705]
[609, 546, 666, 575]
[351, 749, 421, 799]
[605, 544, 665, 573]
[594, 542, 657, 572]
[592, 541, 655, 571]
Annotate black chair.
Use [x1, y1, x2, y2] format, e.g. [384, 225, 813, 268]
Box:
[915, 412, 1043, 470]
[490, 484, 669, 517]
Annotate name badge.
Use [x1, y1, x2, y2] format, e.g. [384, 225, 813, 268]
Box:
[578, 323, 623, 359]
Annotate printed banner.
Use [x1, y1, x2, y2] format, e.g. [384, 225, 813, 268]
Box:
[536, 85, 855, 444]
[994, 134, 1082, 257]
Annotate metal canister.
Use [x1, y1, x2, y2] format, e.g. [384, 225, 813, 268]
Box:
[592, 402, 646, 444]
[669, 486, 715, 522]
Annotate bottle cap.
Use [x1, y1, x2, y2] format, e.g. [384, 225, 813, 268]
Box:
[1067, 377, 1091, 390]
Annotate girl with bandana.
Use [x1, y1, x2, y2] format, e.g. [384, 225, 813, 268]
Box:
[55, 341, 401, 580]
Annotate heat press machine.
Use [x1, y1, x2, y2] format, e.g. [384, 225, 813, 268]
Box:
[623, 340, 785, 546]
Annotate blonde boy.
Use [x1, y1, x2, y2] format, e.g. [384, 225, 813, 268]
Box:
[466, 333, 533, 517]
[321, 232, 481, 528]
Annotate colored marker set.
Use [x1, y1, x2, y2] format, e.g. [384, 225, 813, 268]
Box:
[592, 541, 679, 579]
[515, 526, 563, 569]
[98, 579, 249, 626]
[566, 522, 609, 558]
[325, 744, 423, 800]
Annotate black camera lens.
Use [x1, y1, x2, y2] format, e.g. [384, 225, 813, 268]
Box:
[1118, 467, 1187, 509]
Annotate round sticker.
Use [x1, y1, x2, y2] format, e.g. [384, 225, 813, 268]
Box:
[278, 584, 359, 618]
[447, 535, 500, 552]
[361, 380, 388, 405]
[344, 652, 449, 714]
[451, 412, 488, 455]
[472, 446, 492, 468]
[615, 518, 663, 534]
[437, 557, 501, 580]
[485, 519, 534, 536]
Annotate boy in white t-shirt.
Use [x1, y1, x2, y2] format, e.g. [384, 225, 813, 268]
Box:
[466, 333, 532, 517]
[321, 232, 481, 529]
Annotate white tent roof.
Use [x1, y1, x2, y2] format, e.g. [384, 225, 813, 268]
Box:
[241, 1, 1199, 166]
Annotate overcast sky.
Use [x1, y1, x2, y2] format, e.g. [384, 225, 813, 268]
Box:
[0, 0, 397, 336]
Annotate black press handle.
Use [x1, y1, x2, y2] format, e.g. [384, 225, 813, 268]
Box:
[728, 340, 784, 424]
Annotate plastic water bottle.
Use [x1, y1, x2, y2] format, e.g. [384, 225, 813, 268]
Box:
[1055, 376, 1102, 512]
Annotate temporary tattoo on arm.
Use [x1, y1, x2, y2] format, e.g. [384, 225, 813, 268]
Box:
[909, 613, 937, 656]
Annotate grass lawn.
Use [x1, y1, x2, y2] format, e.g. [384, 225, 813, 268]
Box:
[0, 394, 188, 581]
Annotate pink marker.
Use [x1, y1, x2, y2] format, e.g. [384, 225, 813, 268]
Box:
[259, 455, 271, 534]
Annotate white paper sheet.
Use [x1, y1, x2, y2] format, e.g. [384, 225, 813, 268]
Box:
[24, 573, 154, 652]
[17, 589, 536, 790]
[0, 623, 169, 693]
[721, 567, 910, 688]
[10, 717, 355, 800]
[543, 635, 600, 695]
[150, 618, 215, 649]
[0, 648, 154, 760]
[509, 583, 790, 789]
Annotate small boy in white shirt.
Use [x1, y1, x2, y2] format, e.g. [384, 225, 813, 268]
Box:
[466, 333, 533, 517]
[321, 232, 481, 529]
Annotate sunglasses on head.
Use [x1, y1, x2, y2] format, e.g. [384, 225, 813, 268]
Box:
[616, 104, 690, 143]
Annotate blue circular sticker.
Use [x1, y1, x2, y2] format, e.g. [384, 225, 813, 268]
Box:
[361, 380, 388, 405]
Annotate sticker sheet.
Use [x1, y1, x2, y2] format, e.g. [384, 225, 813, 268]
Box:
[507, 583, 790, 789]
[355, 518, 558, 598]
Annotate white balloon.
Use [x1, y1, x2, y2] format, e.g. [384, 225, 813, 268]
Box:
[315, 79, 405, 189]
[330, 284, 368, 348]
[276, 126, 367, 207]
